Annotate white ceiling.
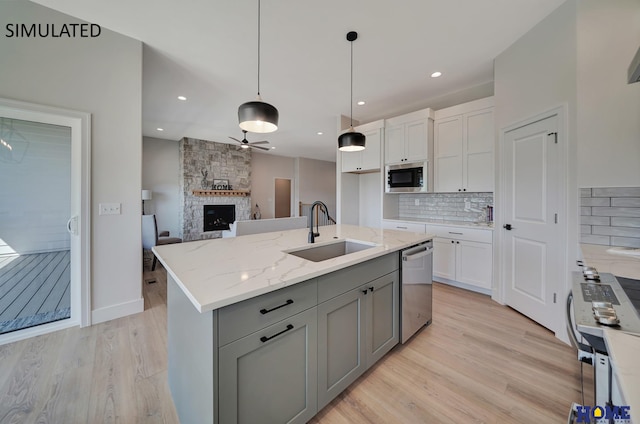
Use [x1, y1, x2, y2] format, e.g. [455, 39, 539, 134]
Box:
[32, 0, 566, 162]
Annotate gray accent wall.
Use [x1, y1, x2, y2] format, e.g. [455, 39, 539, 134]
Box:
[398, 192, 493, 223]
[580, 187, 640, 247]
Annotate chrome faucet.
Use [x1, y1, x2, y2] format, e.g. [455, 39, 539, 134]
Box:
[308, 200, 332, 243]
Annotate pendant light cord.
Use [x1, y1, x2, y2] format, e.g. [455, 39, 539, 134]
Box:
[349, 38, 353, 127]
[257, 0, 261, 96]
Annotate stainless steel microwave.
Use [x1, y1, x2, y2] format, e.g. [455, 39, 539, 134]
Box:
[385, 162, 428, 193]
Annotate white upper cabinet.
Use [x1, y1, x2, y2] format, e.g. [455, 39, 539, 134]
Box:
[434, 97, 494, 193]
[384, 109, 434, 165]
[341, 120, 383, 173]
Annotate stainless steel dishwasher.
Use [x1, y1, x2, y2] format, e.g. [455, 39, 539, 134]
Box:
[400, 240, 434, 343]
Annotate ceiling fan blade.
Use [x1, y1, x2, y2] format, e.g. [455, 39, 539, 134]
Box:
[249, 141, 269, 145]
[229, 136, 242, 143]
[250, 145, 270, 151]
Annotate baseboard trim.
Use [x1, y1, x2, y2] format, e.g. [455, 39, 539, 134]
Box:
[91, 297, 144, 324]
[433, 277, 492, 296]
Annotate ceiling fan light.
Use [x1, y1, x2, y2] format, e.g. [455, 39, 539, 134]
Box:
[238, 100, 279, 133]
[338, 130, 366, 152]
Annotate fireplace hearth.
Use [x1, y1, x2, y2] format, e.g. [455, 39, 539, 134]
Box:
[204, 205, 235, 232]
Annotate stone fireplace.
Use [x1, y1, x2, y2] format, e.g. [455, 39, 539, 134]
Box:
[179, 137, 251, 241]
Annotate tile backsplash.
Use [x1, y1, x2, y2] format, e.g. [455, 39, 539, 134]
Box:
[580, 187, 640, 247]
[399, 192, 493, 223]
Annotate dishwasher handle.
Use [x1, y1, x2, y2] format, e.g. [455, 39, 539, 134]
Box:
[402, 246, 433, 261]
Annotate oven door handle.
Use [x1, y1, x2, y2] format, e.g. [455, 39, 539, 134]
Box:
[566, 291, 593, 354]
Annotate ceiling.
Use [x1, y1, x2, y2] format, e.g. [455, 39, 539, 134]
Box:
[31, 0, 566, 162]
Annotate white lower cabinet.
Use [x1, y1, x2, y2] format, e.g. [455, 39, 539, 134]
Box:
[382, 220, 426, 233]
[427, 225, 493, 293]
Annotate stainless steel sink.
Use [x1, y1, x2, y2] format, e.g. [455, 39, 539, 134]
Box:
[286, 240, 376, 262]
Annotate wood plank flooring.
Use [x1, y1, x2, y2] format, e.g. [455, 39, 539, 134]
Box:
[0, 251, 71, 334]
[0, 266, 592, 423]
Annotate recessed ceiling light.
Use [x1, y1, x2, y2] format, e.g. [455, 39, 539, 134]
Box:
[431, 71, 442, 78]
[156, 128, 164, 131]
[271, 146, 276, 149]
[357, 101, 365, 106]
[177, 96, 187, 101]
[317, 132, 323, 136]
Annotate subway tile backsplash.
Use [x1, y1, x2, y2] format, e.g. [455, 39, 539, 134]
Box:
[398, 192, 493, 223]
[580, 187, 640, 248]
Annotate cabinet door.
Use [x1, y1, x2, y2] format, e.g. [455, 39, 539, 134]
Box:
[365, 272, 399, 366]
[464, 108, 494, 192]
[219, 308, 318, 424]
[384, 124, 405, 165]
[433, 237, 456, 280]
[405, 119, 428, 162]
[456, 240, 492, 289]
[341, 149, 361, 173]
[317, 288, 366, 409]
[434, 116, 463, 192]
[359, 128, 381, 171]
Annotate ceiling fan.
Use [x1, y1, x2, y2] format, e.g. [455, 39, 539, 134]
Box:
[229, 130, 270, 151]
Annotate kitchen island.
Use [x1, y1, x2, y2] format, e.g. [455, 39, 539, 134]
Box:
[153, 224, 432, 424]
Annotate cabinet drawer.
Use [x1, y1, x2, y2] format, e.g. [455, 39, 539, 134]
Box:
[318, 254, 399, 304]
[424, 224, 493, 244]
[382, 220, 426, 233]
[218, 279, 317, 346]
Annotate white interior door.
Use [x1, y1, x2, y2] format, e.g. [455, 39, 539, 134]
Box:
[502, 114, 561, 331]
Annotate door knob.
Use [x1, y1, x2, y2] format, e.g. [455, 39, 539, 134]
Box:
[503, 224, 514, 231]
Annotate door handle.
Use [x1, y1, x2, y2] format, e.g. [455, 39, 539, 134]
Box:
[503, 224, 514, 231]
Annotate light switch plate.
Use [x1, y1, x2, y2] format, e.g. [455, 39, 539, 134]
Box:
[99, 203, 121, 215]
[465, 201, 471, 210]
[414, 199, 420, 206]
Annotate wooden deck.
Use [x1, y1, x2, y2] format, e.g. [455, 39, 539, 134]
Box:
[0, 251, 70, 334]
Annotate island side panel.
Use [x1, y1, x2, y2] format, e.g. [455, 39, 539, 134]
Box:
[168, 275, 217, 424]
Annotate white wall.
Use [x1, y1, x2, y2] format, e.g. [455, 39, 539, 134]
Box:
[142, 137, 180, 237]
[298, 157, 336, 219]
[251, 152, 295, 219]
[0, 1, 143, 323]
[576, 0, 640, 188]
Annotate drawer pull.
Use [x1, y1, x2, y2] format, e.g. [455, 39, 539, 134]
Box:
[260, 324, 294, 343]
[397, 226, 408, 229]
[448, 231, 463, 235]
[260, 299, 294, 315]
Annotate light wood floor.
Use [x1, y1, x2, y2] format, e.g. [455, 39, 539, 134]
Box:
[0, 265, 591, 423]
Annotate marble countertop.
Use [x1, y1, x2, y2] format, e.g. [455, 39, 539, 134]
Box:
[604, 328, 640, 421]
[580, 244, 640, 280]
[153, 224, 432, 313]
[384, 217, 494, 229]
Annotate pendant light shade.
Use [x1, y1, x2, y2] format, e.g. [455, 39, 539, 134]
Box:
[238, 98, 279, 133]
[338, 31, 365, 152]
[338, 128, 365, 152]
[238, 0, 279, 134]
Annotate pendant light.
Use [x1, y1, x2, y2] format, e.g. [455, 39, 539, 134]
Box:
[238, 0, 279, 133]
[338, 31, 365, 152]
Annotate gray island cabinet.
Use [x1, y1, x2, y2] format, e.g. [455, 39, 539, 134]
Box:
[155, 224, 431, 424]
[167, 253, 399, 424]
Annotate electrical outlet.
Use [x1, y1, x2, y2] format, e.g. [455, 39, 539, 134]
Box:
[465, 201, 471, 210]
[99, 203, 121, 215]
[414, 198, 420, 206]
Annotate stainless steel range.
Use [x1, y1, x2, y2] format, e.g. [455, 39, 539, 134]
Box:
[566, 267, 640, 420]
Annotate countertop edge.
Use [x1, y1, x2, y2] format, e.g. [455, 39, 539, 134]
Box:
[603, 328, 640, 421]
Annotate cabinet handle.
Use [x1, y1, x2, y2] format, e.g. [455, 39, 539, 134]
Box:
[451, 240, 455, 244]
[397, 226, 408, 229]
[260, 299, 294, 315]
[260, 324, 294, 343]
[448, 232, 463, 235]
[456, 241, 460, 244]
[362, 289, 368, 295]
[463, 188, 466, 191]
[458, 189, 461, 192]
[369, 287, 374, 293]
